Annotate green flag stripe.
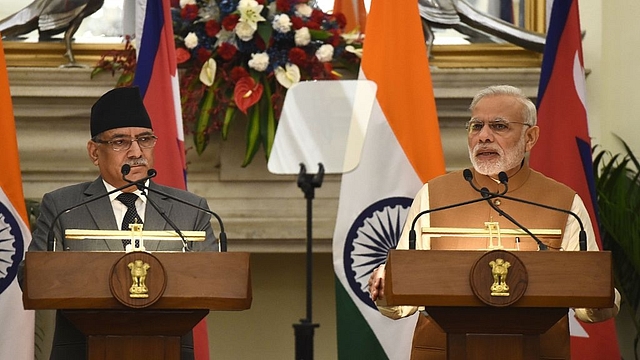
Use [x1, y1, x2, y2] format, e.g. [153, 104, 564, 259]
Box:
[335, 276, 388, 360]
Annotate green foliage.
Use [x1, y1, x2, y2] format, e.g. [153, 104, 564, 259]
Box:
[593, 135, 640, 359]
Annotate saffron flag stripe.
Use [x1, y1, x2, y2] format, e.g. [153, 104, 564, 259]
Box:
[133, 1, 207, 359]
[531, 0, 620, 358]
[333, 0, 445, 358]
[0, 35, 35, 360]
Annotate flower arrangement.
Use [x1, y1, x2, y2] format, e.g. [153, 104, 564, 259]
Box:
[172, 0, 362, 166]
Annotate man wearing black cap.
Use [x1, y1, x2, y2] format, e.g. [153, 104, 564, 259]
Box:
[24, 86, 218, 359]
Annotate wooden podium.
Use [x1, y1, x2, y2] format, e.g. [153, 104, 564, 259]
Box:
[384, 249, 614, 360]
[22, 251, 251, 360]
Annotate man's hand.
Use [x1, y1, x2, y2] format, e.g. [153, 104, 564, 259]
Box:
[368, 264, 386, 302]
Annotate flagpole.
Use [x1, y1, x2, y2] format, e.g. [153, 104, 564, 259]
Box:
[293, 163, 323, 359]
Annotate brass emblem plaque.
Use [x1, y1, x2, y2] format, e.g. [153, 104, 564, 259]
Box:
[110, 252, 166, 308]
[469, 250, 528, 307]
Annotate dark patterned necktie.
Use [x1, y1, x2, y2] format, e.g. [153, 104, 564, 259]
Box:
[117, 193, 143, 249]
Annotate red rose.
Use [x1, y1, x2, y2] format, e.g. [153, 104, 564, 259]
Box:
[197, 48, 211, 64]
[333, 13, 347, 29]
[218, 42, 238, 61]
[275, 0, 290, 12]
[222, 14, 240, 31]
[181, 4, 199, 21]
[288, 47, 307, 67]
[230, 67, 250, 82]
[310, 9, 324, 24]
[290, 16, 304, 30]
[205, 20, 221, 38]
[305, 21, 321, 30]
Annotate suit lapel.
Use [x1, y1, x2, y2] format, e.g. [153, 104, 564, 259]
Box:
[84, 178, 123, 251]
[142, 182, 173, 251]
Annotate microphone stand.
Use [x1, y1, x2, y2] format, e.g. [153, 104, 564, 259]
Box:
[293, 162, 323, 360]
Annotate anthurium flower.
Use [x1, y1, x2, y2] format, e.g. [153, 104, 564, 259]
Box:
[199, 58, 217, 86]
[234, 77, 264, 114]
[238, 0, 266, 31]
[274, 64, 301, 89]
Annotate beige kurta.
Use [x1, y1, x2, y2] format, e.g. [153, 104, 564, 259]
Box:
[377, 165, 607, 360]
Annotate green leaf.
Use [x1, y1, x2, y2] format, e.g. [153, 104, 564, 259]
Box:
[242, 106, 262, 167]
[221, 105, 236, 140]
[260, 78, 276, 159]
[195, 86, 215, 155]
[257, 22, 273, 49]
[309, 29, 332, 41]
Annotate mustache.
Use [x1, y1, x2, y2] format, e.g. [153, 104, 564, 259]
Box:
[124, 158, 148, 167]
[473, 145, 503, 156]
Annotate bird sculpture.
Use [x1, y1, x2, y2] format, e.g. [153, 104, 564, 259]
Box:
[0, 0, 105, 67]
[418, 0, 546, 57]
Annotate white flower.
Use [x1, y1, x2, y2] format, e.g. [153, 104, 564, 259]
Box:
[295, 4, 313, 18]
[294, 27, 311, 46]
[275, 64, 301, 89]
[238, 0, 266, 31]
[341, 31, 363, 45]
[235, 22, 257, 42]
[248, 52, 270, 72]
[184, 32, 199, 49]
[180, 0, 196, 8]
[315, 44, 334, 62]
[199, 58, 217, 87]
[272, 14, 292, 33]
[345, 45, 363, 58]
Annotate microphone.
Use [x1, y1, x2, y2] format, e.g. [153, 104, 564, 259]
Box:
[120, 165, 228, 252]
[466, 169, 588, 251]
[464, 169, 548, 250]
[480, 187, 549, 250]
[407, 192, 499, 250]
[46, 169, 158, 251]
[121, 165, 190, 252]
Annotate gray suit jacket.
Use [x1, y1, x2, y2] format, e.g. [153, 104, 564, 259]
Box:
[25, 177, 218, 360]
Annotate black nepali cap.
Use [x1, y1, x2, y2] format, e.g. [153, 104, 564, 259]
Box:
[90, 86, 153, 138]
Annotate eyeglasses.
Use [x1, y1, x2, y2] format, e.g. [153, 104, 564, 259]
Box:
[465, 119, 531, 135]
[93, 135, 158, 151]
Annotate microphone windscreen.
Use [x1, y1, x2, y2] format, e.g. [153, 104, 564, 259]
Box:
[121, 164, 131, 176]
[147, 169, 158, 177]
[480, 187, 491, 198]
[463, 169, 473, 181]
[498, 172, 509, 184]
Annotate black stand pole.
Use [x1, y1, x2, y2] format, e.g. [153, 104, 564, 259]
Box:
[293, 163, 324, 360]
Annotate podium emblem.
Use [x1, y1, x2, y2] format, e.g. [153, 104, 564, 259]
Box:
[470, 250, 528, 307]
[489, 258, 511, 296]
[128, 259, 150, 298]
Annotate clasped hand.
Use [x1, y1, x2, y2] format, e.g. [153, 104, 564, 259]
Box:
[368, 264, 386, 302]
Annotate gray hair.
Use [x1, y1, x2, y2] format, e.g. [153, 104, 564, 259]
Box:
[469, 85, 537, 126]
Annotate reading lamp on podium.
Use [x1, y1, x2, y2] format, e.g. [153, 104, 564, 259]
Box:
[267, 80, 377, 360]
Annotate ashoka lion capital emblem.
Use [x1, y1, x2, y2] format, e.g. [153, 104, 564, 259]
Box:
[128, 259, 150, 298]
[489, 258, 511, 296]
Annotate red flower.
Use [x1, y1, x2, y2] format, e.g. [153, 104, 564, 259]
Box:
[310, 9, 325, 23]
[205, 20, 221, 37]
[176, 47, 191, 64]
[230, 67, 250, 82]
[275, 0, 291, 12]
[181, 4, 199, 21]
[222, 14, 240, 31]
[333, 13, 347, 28]
[288, 47, 307, 67]
[195, 48, 210, 64]
[305, 21, 320, 30]
[218, 43, 237, 61]
[290, 16, 304, 30]
[234, 77, 264, 114]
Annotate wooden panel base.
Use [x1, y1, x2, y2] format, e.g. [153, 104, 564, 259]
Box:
[88, 335, 180, 360]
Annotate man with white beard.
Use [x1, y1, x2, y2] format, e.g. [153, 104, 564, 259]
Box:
[367, 85, 620, 360]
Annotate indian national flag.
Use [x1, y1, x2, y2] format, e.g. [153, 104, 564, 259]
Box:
[0, 35, 35, 360]
[531, 0, 620, 358]
[332, 0, 445, 358]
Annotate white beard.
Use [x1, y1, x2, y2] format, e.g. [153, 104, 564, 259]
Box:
[469, 136, 526, 176]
